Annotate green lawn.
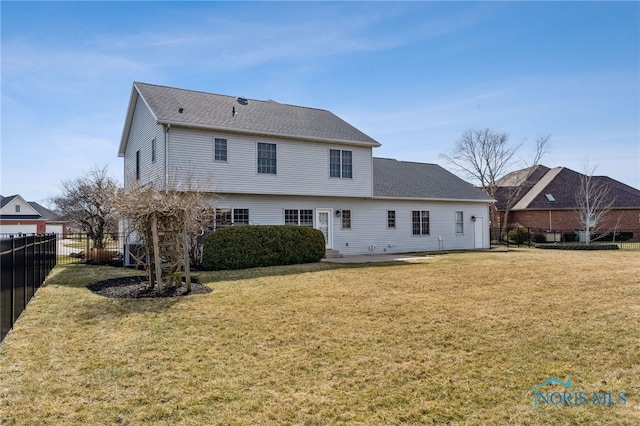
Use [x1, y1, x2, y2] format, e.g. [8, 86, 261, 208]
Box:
[1, 249, 638, 425]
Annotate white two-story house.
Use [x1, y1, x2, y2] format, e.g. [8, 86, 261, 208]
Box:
[118, 82, 493, 255]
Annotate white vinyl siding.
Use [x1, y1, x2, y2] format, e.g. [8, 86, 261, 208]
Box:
[205, 194, 490, 254]
[123, 96, 164, 189]
[167, 128, 373, 197]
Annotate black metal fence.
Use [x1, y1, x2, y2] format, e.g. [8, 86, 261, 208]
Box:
[54, 233, 126, 266]
[1, 234, 57, 342]
[490, 228, 640, 250]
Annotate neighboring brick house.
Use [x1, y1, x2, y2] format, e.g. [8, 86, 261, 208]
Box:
[494, 165, 640, 235]
[0, 194, 66, 236]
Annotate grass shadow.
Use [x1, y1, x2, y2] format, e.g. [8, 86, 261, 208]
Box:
[193, 259, 427, 284]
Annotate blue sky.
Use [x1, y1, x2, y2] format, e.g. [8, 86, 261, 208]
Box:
[2, 1, 639, 206]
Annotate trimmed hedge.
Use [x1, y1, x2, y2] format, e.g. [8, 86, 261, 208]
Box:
[508, 227, 530, 244]
[202, 225, 326, 270]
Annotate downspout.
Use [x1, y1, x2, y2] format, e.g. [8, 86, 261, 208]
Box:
[164, 123, 170, 193]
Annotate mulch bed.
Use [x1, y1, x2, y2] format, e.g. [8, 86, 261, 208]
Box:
[535, 243, 619, 250]
[87, 276, 212, 299]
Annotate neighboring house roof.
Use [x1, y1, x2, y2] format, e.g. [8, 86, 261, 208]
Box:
[29, 202, 60, 220]
[0, 194, 61, 221]
[495, 166, 640, 211]
[373, 158, 495, 202]
[119, 82, 380, 156]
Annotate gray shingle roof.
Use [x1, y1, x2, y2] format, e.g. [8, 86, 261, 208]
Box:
[373, 158, 494, 201]
[133, 82, 380, 146]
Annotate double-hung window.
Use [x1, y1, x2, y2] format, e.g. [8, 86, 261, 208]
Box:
[329, 149, 352, 178]
[214, 138, 227, 161]
[284, 209, 314, 227]
[412, 210, 430, 235]
[257, 142, 277, 174]
[387, 210, 396, 228]
[341, 210, 351, 229]
[455, 211, 464, 234]
[215, 208, 249, 228]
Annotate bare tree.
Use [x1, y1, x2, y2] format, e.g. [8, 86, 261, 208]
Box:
[575, 159, 615, 244]
[116, 181, 215, 292]
[499, 134, 550, 232]
[441, 128, 549, 231]
[50, 166, 119, 249]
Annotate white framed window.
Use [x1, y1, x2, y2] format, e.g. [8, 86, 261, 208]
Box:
[214, 138, 227, 162]
[284, 209, 314, 227]
[257, 142, 276, 174]
[15, 204, 21, 213]
[412, 210, 429, 235]
[455, 211, 464, 234]
[329, 149, 352, 178]
[215, 208, 249, 228]
[387, 210, 396, 228]
[341, 210, 351, 229]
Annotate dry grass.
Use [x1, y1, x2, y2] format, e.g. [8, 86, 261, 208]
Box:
[1, 249, 639, 425]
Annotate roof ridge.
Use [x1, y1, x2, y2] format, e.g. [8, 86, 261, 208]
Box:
[134, 81, 331, 113]
[512, 167, 563, 210]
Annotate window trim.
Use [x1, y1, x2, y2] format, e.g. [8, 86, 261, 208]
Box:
[411, 210, 430, 235]
[455, 211, 464, 234]
[214, 207, 249, 229]
[284, 209, 314, 227]
[257, 142, 277, 174]
[341, 209, 351, 229]
[329, 149, 353, 179]
[214, 137, 228, 162]
[387, 210, 396, 229]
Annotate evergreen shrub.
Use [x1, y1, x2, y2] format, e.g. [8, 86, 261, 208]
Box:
[202, 225, 325, 270]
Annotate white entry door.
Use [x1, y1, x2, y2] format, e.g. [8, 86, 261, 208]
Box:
[316, 209, 333, 249]
[474, 216, 485, 249]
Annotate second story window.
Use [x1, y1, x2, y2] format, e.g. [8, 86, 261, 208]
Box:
[15, 204, 21, 213]
[136, 150, 140, 180]
[257, 142, 276, 174]
[330, 149, 352, 178]
[214, 138, 227, 162]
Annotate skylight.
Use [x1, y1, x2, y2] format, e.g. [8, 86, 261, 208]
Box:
[545, 193, 556, 202]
